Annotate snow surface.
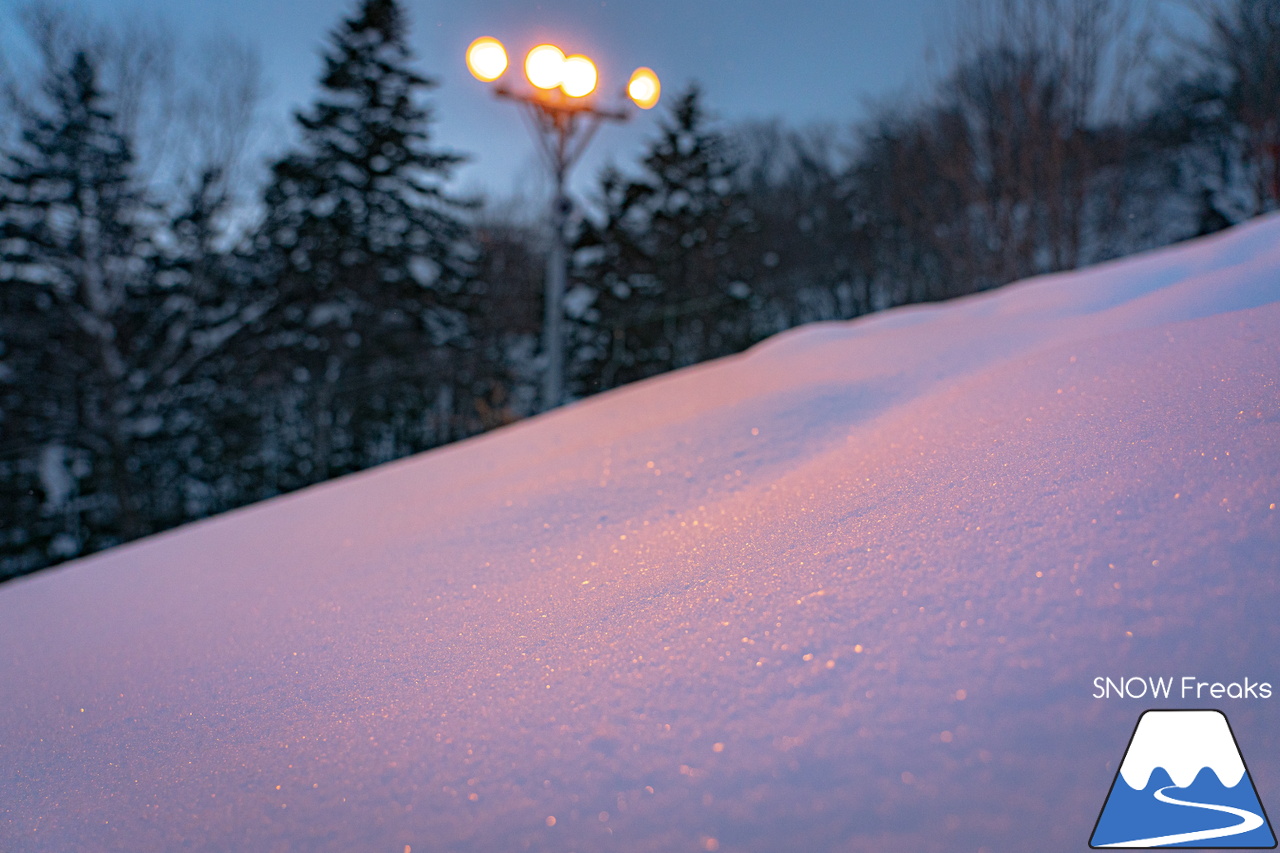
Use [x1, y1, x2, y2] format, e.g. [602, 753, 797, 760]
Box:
[1118, 710, 1245, 790]
[2, 215, 1280, 852]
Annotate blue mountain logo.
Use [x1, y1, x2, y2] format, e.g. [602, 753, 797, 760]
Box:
[1091, 710, 1276, 848]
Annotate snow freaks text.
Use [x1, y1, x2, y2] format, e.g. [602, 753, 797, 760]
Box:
[1093, 676, 1273, 700]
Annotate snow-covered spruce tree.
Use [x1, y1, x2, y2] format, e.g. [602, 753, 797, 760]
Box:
[573, 84, 754, 394]
[0, 50, 159, 572]
[253, 0, 473, 489]
[149, 168, 271, 520]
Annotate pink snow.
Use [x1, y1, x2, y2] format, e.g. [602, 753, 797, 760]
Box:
[2, 215, 1279, 852]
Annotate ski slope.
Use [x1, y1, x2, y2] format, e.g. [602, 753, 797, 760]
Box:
[2, 216, 1279, 852]
[1102, 786, 1265, 848]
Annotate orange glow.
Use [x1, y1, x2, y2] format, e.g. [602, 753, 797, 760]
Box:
[627, 67, 660, 109]
[525, 44, 566, 90]
[465, 37, 508, 82]
[560, 55, 598, 98]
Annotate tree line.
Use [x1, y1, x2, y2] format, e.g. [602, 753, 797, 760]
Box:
[1, 0, 1277, 580]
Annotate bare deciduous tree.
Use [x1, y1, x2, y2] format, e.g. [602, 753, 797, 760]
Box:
[1194, 0, 1280, 213]
[5, 1, 261, 218]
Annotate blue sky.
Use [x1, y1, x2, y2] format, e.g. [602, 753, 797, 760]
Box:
[43, 0, 945, 206]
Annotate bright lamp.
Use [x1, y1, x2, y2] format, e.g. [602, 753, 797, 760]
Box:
[525, 44, 566, 90]
[561, 55, 598, 98]
[627, 67, 660, 109]
[465, 37, 508, 82]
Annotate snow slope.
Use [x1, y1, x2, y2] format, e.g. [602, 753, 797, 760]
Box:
[2, 216, 1279, 852]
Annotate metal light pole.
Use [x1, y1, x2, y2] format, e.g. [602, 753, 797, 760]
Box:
[466, 38, 661, 411]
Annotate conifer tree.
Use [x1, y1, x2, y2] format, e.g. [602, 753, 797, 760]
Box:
[150, 168, 267, 519]
[574, 85, 754, 393]
[255, 0, 474, 486]
[0, 50, 156, 567]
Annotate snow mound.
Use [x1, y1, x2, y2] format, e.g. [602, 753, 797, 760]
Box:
[2, 214, 1279, 852]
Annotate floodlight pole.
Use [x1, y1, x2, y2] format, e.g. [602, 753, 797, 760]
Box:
[494, 86, 628, 411]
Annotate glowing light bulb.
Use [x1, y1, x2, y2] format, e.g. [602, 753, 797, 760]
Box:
[627, 67, 660, 109]
[560, 55, 598, 98]
[465, 37, 508, 82]
[525, 44, 566, 90]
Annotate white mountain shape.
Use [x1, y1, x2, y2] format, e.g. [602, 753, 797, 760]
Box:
[1119, 710, 1247, 790]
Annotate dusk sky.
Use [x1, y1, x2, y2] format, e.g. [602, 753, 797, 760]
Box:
[61, 0, 947, 205]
